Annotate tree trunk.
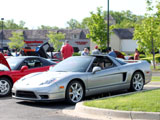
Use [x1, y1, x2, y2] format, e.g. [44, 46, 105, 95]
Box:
[152, 38, 156, 69]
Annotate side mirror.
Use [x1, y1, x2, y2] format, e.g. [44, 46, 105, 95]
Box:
[20, 65, 28, 72]
[92, 66, 101, 74]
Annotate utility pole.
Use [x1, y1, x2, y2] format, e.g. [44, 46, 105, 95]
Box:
[107, 0, 110, 48]
[1, 18, 4, 48]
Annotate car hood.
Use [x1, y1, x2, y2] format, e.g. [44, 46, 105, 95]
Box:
[15, 71, 77, 87]
[0, 53, 11, 71]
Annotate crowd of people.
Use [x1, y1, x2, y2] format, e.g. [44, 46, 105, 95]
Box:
[59, 40, 139, 61]
[59, 40, 140, 60]
[0, 40, 140, 61]
[0, 49, 12, 56]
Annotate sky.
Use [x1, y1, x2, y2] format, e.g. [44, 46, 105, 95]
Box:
[0, 0, 157, 29]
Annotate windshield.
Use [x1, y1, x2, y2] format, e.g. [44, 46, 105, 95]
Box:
[7, 57, 23, 70]
[49, 56, 93, 72]
[0, 64, 10, 71]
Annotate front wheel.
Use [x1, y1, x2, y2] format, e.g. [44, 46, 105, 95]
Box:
[66, 81, 84, 104]
[0, 77, 12, 96]
[129, 72, 144, 91]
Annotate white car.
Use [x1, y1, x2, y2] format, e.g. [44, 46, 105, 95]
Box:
[12, 55, 152, 104]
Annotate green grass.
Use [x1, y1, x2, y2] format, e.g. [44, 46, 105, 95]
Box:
[152, 76, 160, 82]
[84, 89, 160, 112]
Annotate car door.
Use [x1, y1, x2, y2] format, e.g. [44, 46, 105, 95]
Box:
[87, 57, 124, 92]
[11, 58, 50, 81]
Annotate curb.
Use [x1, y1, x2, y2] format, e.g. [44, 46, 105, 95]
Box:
[74, 102, 160, 120]
[63, 84, 160, 120]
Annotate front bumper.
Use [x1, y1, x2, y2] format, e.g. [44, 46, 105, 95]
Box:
[12, 90, 64, 101]
[12, 84, 65, 101]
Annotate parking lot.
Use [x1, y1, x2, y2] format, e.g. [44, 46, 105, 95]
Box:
[0, 96, 91, 120]
[0, 82, 159, 120]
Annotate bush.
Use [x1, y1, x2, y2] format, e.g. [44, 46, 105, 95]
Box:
[73, 52, 81, 56]
[155, 56, 160, 63]
[139, 54, 145, 58]
[121, 52, 126, 56]
[141, 54, 160, 63]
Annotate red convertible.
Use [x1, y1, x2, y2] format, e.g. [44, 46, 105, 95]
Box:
[0, 53, 56, 96]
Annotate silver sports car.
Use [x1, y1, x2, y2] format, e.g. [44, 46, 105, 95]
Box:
[12, 55, 152, 104]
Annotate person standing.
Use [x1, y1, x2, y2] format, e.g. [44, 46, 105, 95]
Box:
[81, 47, 89, 56]
[108, 48, 117, 58]
[134, 49, 139, 60]
[61, 40, 74, 60]
[92, 45, 101, 55]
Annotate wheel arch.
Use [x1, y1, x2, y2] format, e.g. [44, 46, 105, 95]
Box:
[65, 78, 86, 97]
[0, 75, 13, 86]
[132, 70, 145, 81]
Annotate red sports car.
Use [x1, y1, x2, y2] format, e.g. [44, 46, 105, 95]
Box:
[0, 53, 56, 96]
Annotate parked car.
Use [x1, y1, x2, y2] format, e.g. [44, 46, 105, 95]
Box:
[12, 55, 151, 104]
[0, 53, 56, 96]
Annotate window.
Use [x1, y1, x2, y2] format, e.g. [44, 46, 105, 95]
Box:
[73, 34, 79, 39]
[23, 58, 42, 69]
[90, 56, 115, 72]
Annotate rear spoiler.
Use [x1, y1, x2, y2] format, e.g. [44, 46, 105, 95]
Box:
[124, 60, 149, 64]
[124, 60, 140, 63]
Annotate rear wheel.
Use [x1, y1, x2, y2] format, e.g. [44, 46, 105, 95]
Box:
[66, 80, 84, 104]
[130, 72, 144, 91]
[0, 77, 12, 96]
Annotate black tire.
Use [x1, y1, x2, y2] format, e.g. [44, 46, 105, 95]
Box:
[129, 72, 144, 91]
[66, 80, 84, 105]
[0, 77, 12, 96]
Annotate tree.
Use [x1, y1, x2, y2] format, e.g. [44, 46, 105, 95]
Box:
[86, 7, 111, 50]
[38, 25, 59, 30]
[133, 0, 160, 69]
[66, 19, 81, 29]
[8, 31, 25, 51]
[81, 17, 92, 29]
[47, 31, 65, 51]
[109, 10, 144, 25]
[4, 19, 28, 29]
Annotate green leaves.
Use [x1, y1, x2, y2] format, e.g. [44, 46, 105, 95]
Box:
[47, 31, 65, 51]
[8, 31, 25, 50]
[66, 19, 81, 29]
[87, 7, 109, 50]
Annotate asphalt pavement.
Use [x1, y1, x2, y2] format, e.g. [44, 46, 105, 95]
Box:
[152, 71, 160, 76]
[0, 71, 159, 120]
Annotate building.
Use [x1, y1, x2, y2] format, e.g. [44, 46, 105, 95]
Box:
[110, 28, 137, 54]
[0, 29, 90, 52]
[90, 28, 137, 54]
[0, 28, 137, 54]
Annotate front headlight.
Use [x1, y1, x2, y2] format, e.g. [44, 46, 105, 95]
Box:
[39, 78, 57, 86]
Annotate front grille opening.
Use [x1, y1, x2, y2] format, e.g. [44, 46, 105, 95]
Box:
[16, 91, 37, 98]
[40, 95, 49, 99]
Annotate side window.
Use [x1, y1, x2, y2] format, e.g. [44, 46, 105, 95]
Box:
[103, 57, 115, 69]
[23, 58, 42, 69]
[88, 57, 116, 72]
[88, 58, 104, 72]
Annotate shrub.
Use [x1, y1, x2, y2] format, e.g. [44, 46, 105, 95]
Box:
[141, 54, 160, 63]
[139, 54, 145, 58]
[73, 52, 81, 56]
